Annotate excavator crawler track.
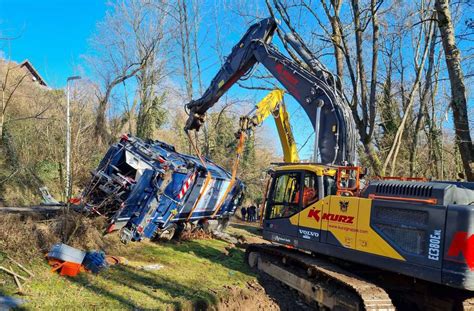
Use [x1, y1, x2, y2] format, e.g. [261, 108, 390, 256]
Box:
[246, 244, 395, 311]
[246, 244, 474, 310]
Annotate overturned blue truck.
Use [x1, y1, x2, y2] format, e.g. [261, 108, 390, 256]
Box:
[80, 134, 245, 243]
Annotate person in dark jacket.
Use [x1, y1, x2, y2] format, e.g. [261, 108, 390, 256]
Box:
[249, 205, 257, 222]
[241, 207, 247, 221]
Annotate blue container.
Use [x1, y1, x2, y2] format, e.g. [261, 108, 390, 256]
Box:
[83, 251, 108, 274]
[47, 244, 86, 264]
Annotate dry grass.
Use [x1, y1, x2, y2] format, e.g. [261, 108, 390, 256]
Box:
[178, 228, 213, 241]
[0, 211, 119, 261]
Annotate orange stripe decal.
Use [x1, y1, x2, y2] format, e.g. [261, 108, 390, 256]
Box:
[368, 194, 437, 205]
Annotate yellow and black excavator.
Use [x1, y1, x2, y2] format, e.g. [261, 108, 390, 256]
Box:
[184, 17, 474, 310]
[237, 89, 298, 163]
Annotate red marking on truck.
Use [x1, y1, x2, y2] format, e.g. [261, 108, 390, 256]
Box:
[106, 223, 116, 233]
[178, 173, 196, 200]
[447, 231, 474, 269]
[120, 133, 129, 141]
[307, 209, 354, 224]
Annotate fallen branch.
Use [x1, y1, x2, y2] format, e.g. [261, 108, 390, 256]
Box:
[0, 266, 28, 281]
[10, 265, 23, 294]
[8, 256, 35, 278]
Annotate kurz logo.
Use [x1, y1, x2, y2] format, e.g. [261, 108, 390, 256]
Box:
[308, 209, 320, 221]
[307, 209, 354, 224]
[339, 201, 349, 212]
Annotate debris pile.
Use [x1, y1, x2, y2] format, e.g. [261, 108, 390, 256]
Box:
[0, 213, 115, 259]
[46, 243, 123, 277]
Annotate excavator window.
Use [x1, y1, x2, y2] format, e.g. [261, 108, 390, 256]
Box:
[324, 176, 337, 196]
[266, 172, 301, 219]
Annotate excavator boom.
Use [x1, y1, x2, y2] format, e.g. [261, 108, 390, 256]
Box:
[185, 17, 356, 165]
[184, 18, 277, 131]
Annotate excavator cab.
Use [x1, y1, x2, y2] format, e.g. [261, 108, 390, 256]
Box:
[262, 164, 337, 245]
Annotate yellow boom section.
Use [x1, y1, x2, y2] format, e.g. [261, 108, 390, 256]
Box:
[253, 89, 299, 163]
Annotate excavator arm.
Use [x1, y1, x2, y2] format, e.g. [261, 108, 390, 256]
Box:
[185, 17, 356, 165]
[184, 18, 277, 131]
[240, 89, 299, 163]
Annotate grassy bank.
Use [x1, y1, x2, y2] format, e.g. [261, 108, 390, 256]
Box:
[1, 222, 263, 310]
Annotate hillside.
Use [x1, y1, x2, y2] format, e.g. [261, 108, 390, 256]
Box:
[0, 216, 306, 310]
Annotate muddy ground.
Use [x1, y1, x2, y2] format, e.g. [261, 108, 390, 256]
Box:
[216, 274, 314, 311]
[219, 218, 314, 310]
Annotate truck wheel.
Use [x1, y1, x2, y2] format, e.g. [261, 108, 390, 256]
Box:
[154, 224, 176, 241]
[198, 219, 210, 232]
[216, 217, 230, 232]
[173, 223, 186, 240]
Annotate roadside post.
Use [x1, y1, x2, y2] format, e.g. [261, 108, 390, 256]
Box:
[65, 76, 81, 202]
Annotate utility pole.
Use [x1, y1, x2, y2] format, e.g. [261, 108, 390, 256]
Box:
[66, 76, 81, 201]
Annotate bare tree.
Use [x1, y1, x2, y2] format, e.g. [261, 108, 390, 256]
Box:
[173, 0, 206, 153]
[409, 24, 440, 177]
[134, 1, 170, 139]
[435, 0, 474, 181]
[87, 0, 167, 145]
[0, 60, 29, 139]
[382, 3, 437, 176]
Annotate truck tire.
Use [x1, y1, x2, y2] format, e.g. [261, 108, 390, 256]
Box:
[153, 224, 176, 241]
[216, 217, 230, 232]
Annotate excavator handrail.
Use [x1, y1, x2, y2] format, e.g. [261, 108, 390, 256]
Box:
[336, 166, 361, 196]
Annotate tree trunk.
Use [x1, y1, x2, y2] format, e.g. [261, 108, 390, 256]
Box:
[435, 0, 474, 181]
[0, 110, 4, 140]
[410, 26, 438, 177]
[329, 0, 343, 90]
[0, 89, 4, 139]
[351, 0, 369, 127]
[94, 98, 110, 145]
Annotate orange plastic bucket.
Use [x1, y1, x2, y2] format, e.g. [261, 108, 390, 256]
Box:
[59, 262, 82, 277]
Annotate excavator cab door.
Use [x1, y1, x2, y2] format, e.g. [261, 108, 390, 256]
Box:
[263, 171, 303, 245]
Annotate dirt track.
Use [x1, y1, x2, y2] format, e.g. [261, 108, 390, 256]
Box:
[220, 219, 315, 310]
[217, 274, 314, 311]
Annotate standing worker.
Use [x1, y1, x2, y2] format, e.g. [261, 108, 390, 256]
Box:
[249, 204, 257, 222]
[241, 206, 247, 221]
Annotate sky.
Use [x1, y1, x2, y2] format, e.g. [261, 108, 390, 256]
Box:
[1, 0, 470, 161]
[0, 0, 106, 88]
[0, 0, 314, 158]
